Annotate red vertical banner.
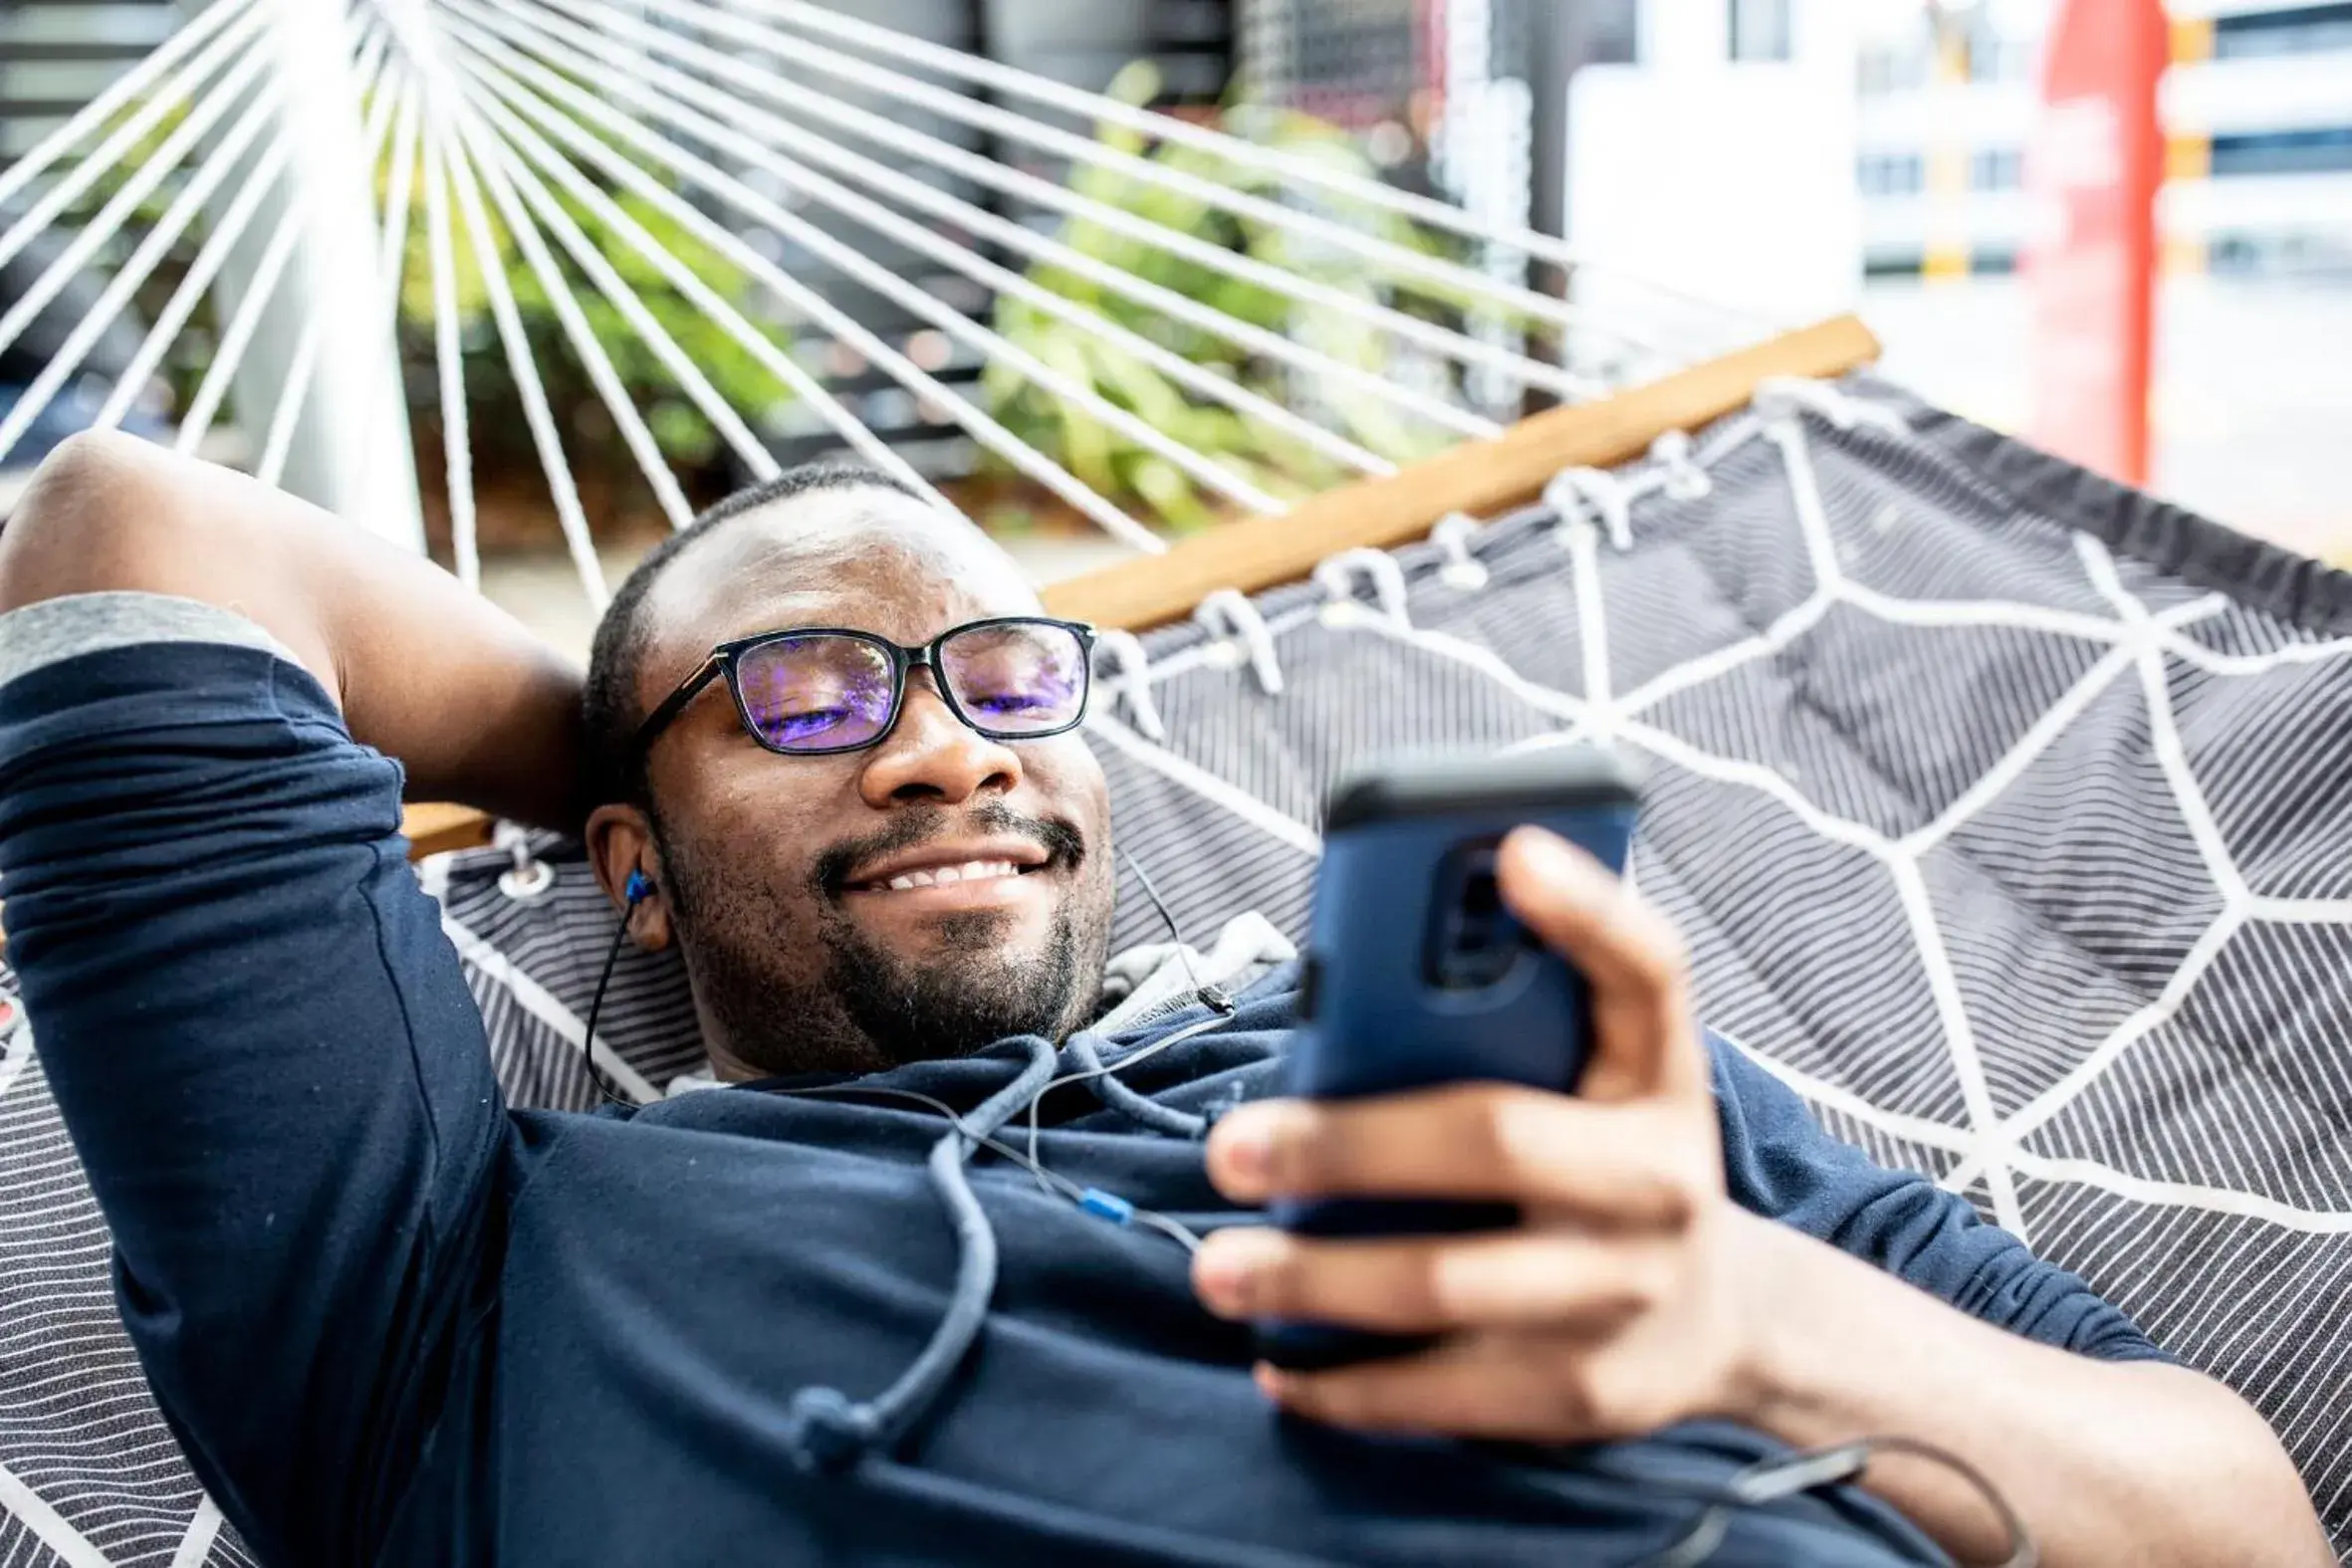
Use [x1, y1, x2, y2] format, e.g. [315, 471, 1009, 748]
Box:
[2024, 0, 2168, 486]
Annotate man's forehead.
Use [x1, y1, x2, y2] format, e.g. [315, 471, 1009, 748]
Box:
[642, 488, 1039, 669]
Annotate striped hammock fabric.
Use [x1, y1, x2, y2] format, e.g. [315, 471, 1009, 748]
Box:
[7, 378, 2349, 1564]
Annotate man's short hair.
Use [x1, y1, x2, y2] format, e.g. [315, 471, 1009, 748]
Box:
[582, 461, 923, 807]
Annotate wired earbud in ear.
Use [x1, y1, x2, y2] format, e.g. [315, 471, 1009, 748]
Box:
[582, 867, 657, 1110]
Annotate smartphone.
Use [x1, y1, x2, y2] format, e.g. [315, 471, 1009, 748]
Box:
[1257, 746, 1642, 1373]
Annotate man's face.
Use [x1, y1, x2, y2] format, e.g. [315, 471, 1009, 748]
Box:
[616, 489, 1116, 1080]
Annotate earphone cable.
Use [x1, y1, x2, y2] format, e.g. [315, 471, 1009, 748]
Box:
[1628, 1433, 2036, 1568]
[580, 904, 638, 1109]
[1115, 840, 1230, 1014]
[779, 1081, 1204, 1251]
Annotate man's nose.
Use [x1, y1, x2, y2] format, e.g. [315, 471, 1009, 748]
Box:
[857, 676, 1023, 806]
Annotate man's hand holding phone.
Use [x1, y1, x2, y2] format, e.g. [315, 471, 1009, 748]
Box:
[1191, 824, 1778, 1442]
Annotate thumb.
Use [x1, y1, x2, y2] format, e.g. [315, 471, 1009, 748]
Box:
[1495, 824, 1703, 1103]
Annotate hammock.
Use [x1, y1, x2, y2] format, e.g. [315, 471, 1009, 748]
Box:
[4, 3, 2352, 1564]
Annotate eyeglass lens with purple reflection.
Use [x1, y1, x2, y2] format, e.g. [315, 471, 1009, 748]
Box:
[633, 616, 1096, 758]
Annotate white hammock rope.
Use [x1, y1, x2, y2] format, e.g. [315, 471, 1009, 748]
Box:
[457, 113, 779, 488]
[171, 22, 390, 457]
[461, 9, 1357, 502]
[378, 77, 422, 315]
[173, 196, 302, 453]
[435, 5, 1161, 554]
[483, 0, 1586, 408]
[446, 75, 910, 497]
[0, 1, 271, 278]
[91, 131, 291, 432]
[254, 322, 321, 489]
[571, 0, 1626, 378]
[507, 13, 1418, 477]
[255, 32, 406, 491]
[449, 107, 697, 530]
[699, 0, 1755, 352]
[442, 30, 1112, 535]
[0, 80, 283, 464]
[0, 0, 258, 219]
[353, 22, 401, 175]
[419, 108, 478, 588]
[366, 75, 423, 467]
[452, 0, 1280, 524]
[500, 27, 1396, 484]
[428, 72, 610, 607]
[0, 41, 277, 367]
[475, 0, 1487, 450]
[0, 0, 1774, 615]
[622, 88, 1491, 446]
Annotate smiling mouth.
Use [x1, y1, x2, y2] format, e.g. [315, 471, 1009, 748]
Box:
[856, 858, 1042, 894]
[835, 837, 1058, 900]
[821, 811, 1080, 906]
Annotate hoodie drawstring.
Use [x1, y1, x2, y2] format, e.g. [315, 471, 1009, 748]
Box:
[784, 1034, 1059, 1471]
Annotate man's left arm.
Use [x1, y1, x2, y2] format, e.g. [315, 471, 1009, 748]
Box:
[1190, 826, 2327, 1568]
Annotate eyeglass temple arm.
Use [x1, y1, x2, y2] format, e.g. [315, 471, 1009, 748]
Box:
[633, 652, 727, 753]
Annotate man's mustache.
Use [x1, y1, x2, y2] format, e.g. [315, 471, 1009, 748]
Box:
[812, 802, 1086, 894]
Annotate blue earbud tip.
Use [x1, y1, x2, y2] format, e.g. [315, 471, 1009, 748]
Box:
[623, 870, 651, 905]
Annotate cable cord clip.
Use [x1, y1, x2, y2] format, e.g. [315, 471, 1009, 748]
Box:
[1077, 1188, 1134, 1226]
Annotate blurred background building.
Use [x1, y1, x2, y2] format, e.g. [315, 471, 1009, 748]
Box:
[1234, 0, 2351, 560]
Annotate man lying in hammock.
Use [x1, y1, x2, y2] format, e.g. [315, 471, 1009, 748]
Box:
[0, 430, 2323, 1568]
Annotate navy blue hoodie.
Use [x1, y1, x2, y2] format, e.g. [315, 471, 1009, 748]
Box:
[0, 596, 2163, 1567]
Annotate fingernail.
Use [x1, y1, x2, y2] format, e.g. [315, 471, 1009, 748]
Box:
[1509, 823, 1577, 879]
[1254, 1362, 1294, 1401]
[1210, 1107, 1277, 1185]
[1194, 1228, 1283, 1317]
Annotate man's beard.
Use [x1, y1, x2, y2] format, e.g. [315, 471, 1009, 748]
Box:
[652, 803, 1110, 1079]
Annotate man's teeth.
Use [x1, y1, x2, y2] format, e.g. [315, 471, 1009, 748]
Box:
[881, 859, 1020, 891]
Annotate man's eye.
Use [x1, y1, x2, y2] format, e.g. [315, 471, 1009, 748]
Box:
[968, 690, 1048, 715]
[764, 706, 854, 740]
[776, 710, 851, 738]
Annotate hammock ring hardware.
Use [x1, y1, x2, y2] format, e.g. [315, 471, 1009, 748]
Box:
[1194, 589, 1286, 696]
[1313, 548, 1412, 631]
[1753, 376, 1910, 440]
[1430, 512, 1491, 592]
[1091, 629, 1167, 744]
[1647, 429, 1713, 501]
[495, 822, 557, 902]
[1543, 466, 1635, 553]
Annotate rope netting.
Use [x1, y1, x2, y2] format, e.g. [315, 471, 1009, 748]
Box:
[0, 0, 1763, 610]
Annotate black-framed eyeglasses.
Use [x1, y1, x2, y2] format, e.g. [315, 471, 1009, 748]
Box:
[634, 616, 1097, 758]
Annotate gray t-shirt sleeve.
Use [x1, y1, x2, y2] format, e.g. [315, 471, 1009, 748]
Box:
[0, 589, 303, 687]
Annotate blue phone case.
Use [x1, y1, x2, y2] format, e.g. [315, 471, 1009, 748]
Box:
[1258, 747, 1640, 1372]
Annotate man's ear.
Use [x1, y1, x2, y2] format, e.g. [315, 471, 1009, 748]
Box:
[585, 801, 673, 953]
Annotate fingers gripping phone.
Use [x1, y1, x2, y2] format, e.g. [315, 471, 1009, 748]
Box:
[1258, 747, 1642, 1373]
